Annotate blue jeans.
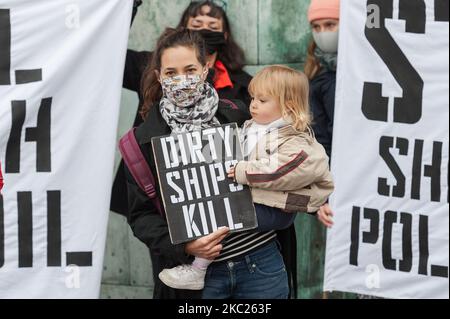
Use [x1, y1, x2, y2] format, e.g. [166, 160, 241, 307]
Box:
[255, 204, 296, 232]
[202, 241, 289, 299]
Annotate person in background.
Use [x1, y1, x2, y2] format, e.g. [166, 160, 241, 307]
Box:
[304, 0, 339, 229]
[177, 1, 252, 109]
[304, 0, 339, 159]
[306, 1, 376, 300]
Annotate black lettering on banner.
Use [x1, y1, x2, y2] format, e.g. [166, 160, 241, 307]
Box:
[359, 0, 448, 290]
[382, 210, 397, 271]
[47, 191, 61, 267]
[380, 137, 445, 203]
[66, 252, 92, 267]
[413, 140, 445, 203]
[418, 215, 429, 276]
[0, 8, 93, 271]
[0, 9, 42, 86]
[0, 9, 12, 85]
[350, 207, 448, 278]
[0, 191, 94, 268]
[399, 0, 426, 33]
[431, 265, 449, 278]
[152, 124, 256, 244]
[351, 207, 380, 266]
[354, 209, 415, 273]
[18, 192, 33, 268]
[363, 0, 425, 124]
[350, 206, 361, 266]
[411, 140, 424, 200]
[424, 142, 442, 202]
[435, 0, 449, 22]
[378, 136, 407, 198]
[5, 98, 52, 174]
[15, 69, 42, 85]
[417, 215, 448, 278]
[363, 208, 379, 244]
[399, 213, 413, 272]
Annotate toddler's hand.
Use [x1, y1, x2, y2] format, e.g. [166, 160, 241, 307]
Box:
[227, 166, 236, 179]
[317, 204, 334, 228]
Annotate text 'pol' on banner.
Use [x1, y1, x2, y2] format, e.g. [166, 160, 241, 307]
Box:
[0, 0, 132, 298]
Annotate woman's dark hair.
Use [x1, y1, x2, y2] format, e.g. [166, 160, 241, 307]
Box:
[177, 1, 246, 72]
[140, 28, 207, 119]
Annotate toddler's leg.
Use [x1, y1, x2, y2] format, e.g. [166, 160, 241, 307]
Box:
[193, 257, 212, 270]
[255, 204, 296, 232]
[158, 257, 213, 291]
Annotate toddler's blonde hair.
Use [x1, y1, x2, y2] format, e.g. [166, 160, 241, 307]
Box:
[248, 65, 311, 132]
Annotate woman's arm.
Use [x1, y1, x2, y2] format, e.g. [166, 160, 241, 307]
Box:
[123, 50, 152, 92]
[124, 0, 152, 93]
[124, 139, 229, 262]
[131, 0, 142, 26]
[127, 175, 229, 261]
[125, 167, 190, 264]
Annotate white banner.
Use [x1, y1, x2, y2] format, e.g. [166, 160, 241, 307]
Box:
[0, 0, 132, 298]
[325, 0, 449, 299]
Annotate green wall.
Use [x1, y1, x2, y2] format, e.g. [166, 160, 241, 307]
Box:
[101, 0, 347, 299]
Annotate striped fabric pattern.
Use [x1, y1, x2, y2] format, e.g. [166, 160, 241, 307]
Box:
[214, 230, 277, 262]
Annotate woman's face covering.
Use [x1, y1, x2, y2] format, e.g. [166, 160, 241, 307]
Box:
[311, 18, 340, 53]
[159, 46, 206, 80]
[187, 5, 224, 32]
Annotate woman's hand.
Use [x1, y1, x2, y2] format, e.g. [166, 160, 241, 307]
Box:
[317, 204, 334, 228]
[185, 227, 230, 259]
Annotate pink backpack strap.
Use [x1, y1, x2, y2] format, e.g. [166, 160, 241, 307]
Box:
[118, 129, 164, 217]
[220, 98, 239, 110]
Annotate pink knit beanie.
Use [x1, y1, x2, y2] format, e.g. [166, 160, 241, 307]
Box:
[308, 0, 340, 23]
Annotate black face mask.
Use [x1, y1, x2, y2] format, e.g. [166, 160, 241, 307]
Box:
[197, 29, 226, 55]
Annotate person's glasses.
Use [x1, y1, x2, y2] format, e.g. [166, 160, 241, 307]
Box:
[190, 0, 228, 12]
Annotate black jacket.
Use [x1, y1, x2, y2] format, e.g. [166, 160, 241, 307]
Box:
[310, 70, 336, 158]
[125, 101, 249, 299]
[111, 49, 252, 215]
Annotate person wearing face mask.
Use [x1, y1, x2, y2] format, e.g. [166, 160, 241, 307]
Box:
[177, 1, 252, 110]
[123, 1, 251, 129]
[124, 28, 290, 299]
[112, 0, 252, 217]
[307, 4, 384, 300]
[303, 0, 342, 285]
[117, 2, 299, 299]
[304, 0, 340, 159]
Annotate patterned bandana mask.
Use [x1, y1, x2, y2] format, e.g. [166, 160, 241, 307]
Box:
[160, 72, 207, 108]
[160, 81, 221, 134]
